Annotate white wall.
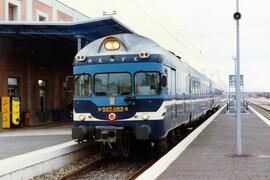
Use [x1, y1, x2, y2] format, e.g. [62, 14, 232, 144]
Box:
[4, 0, 21, 21]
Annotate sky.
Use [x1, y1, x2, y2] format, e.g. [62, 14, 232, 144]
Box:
[60, 0, 270, 92]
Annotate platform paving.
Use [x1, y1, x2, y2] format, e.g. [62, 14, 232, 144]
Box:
[0, 123, 72, 160]
[158, 111, 270, 180]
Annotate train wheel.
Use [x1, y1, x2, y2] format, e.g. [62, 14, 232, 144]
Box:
[133, 140, 152, 156]
[118, 132, 133, 157]
[98, 142, 111, 156]
[168, 131, 177, 147]
[155, 138, 168, 153]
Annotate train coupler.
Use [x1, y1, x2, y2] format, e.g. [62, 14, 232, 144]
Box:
[94, 126, 123, 143]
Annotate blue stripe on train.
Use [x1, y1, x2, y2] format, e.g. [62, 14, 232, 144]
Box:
[74, 99, 163, 120]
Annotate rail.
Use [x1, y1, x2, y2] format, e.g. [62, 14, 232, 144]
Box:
[245, 99, 270, 119]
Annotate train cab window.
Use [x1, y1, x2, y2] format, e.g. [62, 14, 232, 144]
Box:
[164, 69, 168, 88]
[74, 75, 92, 97]
[94, 73, 131, 96]
[135, 72, 160, 96]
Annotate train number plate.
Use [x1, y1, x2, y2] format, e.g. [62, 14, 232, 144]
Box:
[98, 106, 129, 112]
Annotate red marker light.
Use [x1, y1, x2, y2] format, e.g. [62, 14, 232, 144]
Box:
[108, 113, 116, 121]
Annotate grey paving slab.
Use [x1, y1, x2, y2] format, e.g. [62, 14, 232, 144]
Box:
[0, 124, 72, 160]
[0, 135, 71, 160]
[158, 111, 270, 180]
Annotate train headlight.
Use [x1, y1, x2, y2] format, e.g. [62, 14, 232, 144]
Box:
[139, 52, 151, 59]
[108, 113, 116, 121]
[104, 39, 120, 51]
[79, 114, 86, 121]
[76, 55, 86, 62]
[142, 113, 149, 120]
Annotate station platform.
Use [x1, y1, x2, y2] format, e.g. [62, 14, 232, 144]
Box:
[0, 122, 72, 160]
[158, 109, 270, 179]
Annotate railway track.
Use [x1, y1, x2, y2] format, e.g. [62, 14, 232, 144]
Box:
[61, 155, 158, 180]
[246, 100, 270, 119]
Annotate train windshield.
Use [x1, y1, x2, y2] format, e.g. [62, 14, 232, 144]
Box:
[74, 74, 92, 97]
[135, 72, 160, 96]
[94, 73, 131, 96]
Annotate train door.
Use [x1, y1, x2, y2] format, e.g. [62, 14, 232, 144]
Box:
[177, 74, 186, 123]
[184, 75, 193, 122]
[171, 69, 177, 119]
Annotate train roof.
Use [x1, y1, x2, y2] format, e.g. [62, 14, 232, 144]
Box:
[77, 33, 167, 56]
[77, 33, 222, 89]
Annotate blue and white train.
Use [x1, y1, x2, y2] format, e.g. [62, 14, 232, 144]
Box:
[71, 33, 224, 156]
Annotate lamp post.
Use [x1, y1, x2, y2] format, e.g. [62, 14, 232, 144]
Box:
[234, 0, 242, 156]
[232, 55, 237, 111]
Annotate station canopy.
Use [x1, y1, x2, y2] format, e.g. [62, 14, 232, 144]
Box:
[0, 17, 134, 42]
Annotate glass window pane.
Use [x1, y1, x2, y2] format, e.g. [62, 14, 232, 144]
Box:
[94, 73, 131, 96]
[94, 74, 108, 96]
[38, 79, 47, 112]
[38, 80, 46, 87]
[135, 72, 160, 96]
[74, 75, 92, 97]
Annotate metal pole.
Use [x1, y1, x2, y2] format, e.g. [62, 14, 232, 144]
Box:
[234, 58, 237, 111]
[235, 0, 242, 156]
[74, 35, 83, 52]
[77, 36, 82, 52]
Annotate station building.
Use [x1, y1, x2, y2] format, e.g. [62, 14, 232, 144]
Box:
[0, 0, 132, 126]
[0, 0, 88, 22]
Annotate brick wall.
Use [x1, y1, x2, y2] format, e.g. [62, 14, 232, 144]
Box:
[20, 0, 26, 21]
[57, 10, 72, 21]
[32, 0, 52, 21]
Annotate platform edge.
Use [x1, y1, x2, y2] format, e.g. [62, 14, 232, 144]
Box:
[137, 104, 226, 180]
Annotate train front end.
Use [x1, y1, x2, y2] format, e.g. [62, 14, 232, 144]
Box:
[71, 34, 167, 155]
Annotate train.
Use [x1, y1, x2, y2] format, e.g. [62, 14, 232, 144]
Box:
[70, 33, 224, 156]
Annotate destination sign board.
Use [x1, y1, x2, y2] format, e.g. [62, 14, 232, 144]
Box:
[229, 75, 244, 87]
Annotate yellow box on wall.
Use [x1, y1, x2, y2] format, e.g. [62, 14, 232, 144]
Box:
[1, 97, 10, 128]
[12, 98, 20, 126]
